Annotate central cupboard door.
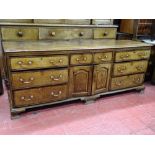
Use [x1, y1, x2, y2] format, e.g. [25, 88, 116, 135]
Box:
[69, 66, 92, 97]
[92, 64, 111, 95]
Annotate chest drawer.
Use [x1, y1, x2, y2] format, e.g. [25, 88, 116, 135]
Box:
[115, 49, 151, 62]
[94, 52, 112, 63]
[1, 27, 38, 40]
[70, 53, 93, 65]
[39, 28, 93, 40]
[34, 19, 90, 25]
[10, 55, 69, 70]
[94, 28, 117, 39]
[110, 74, 144, 90]
[11, 69, 68, 90]
[113, 60, 148, 76]
[14, 85, 68, 107]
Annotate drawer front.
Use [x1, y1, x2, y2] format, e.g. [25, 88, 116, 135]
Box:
[12, 69, 68, 90]
[10, 55, 68, 70]
[70, 54, 93, 65]
[0, 19, 33, 23]
[113, 60, 148, 76]
[1, 27, 38, 40]
[14, 85, 68, 107]
[110, 74, 144, 90]
[115, 49, 151, 62]
[34, 19, 90, 25]
[92, 19, 113, 25]
[94, 28, 117, 39]
[94, 52, 113, 63]
[39, 28, 93, 40]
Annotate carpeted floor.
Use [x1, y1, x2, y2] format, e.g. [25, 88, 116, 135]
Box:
[0, 82, 155, 135]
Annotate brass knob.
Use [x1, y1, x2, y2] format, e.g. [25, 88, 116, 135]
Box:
[17, 61, 23, 65]
[49, 31, 56, 37]
[17, 31, 23, 37]
[83, 57, 87, 61]
[103, 32, 108, 36]
[28, 61, 33, 65]
[59, 59, 63, 63]
[79, 32, 84, 36]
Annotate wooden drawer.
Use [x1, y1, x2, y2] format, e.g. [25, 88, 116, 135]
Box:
[11, 69, 68, 90]
[115, 49, 151, 62]
[94, 52, 113, 63]
[70, 53, 93, 65]
[10, 55, 68, 70]
[113, 60, 148, 76]
[14, 85, 68, 107]
[94, 28, 117, 39]
[1, 27, 38, 40]
[34, 19, 90, 25]
[39, 28, 93, 40]
[0, 19, 33, 23]
[92, 19, 113, 25]
[110, 74, 144, 90]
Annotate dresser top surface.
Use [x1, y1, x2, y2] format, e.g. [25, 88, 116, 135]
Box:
[0, 23, 118, 28]
[3, 40, 151, 53]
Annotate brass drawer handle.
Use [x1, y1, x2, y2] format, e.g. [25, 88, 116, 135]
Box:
[19, 77, 34, 84]
[49, 31, 56, 37]
[17, 61, 33, 66]
[21, 95, 34, 101]
[76, 57, 87, 62]
[115, 81, 122, 86]
[103, 32, 108, 36]
[79, 32, 84, 36]
[138, 52, 146, 57]
[117, 66, 127, 73]
[120, 54, 130, 59]
[50, 59, 63, 64]
[133, 77, 141, 84]
[51, 91, 62, 97]
[17, 31, 23, 37]
[50, 74, 63, 81]
[98, 55, 108, 61]
[136, 66, 144, 71]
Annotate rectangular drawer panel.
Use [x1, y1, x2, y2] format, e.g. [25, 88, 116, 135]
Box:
[39, 28, 93, 40]
[10, 55, 68, 70]
[34, 19, 90, 25]
[115, 49, 151, 62]
[70, 53, 93, 65]
[113, 60, 148, 76]
[94, 52, 112, 63]
[12, 69, 68, 90]
[110, 74, 144, 90]
[94, 28, 117, 39]
[1, 27, 38, 40]
[14, 85, 68, 107]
